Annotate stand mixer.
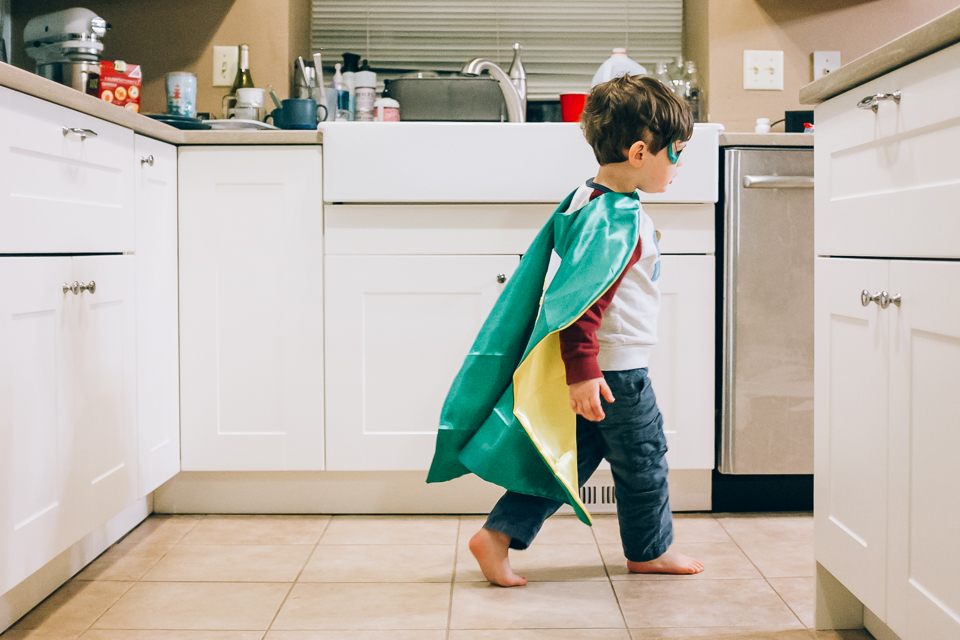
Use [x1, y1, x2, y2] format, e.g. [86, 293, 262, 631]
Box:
[24, 8, 110, 92]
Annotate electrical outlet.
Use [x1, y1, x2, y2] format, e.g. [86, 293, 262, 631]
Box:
[744, 50, 784, 91]
[813, 51, 841, 80]
[213, 46, 238, 86]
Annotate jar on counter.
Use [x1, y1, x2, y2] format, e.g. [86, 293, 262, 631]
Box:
[374, 97, 400, 122]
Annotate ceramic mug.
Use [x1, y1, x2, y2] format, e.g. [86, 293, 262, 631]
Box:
[166, 72, 197, 117]
[266, 98, 323, 129]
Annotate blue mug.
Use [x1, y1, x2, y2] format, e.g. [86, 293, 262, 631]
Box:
[266, 98, 325, 129]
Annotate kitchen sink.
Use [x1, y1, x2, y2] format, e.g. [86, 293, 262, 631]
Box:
[384, 76, 507, 122]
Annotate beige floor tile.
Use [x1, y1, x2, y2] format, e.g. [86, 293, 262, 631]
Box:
[532, 516, 597, 545]
[298, 545, 455, 583]
[600, 541, 762, 581]
[91, 582, 289, 630]
[715, 515, 814, 546]
[180, 515, 330, 545]
[629, 629, 816, 639]
[592, 514, 731, 546]
[270, 583, 450, 630]
[1, 630, 83, 639]
[79, 632, 265, 639]
[450, 581, 624, 629]
[140, 544, 313, 582]
[455, 544, 607, 582]
[73, 544, 173, 581]
[614, 579, 804, 628]
[10, 582, 134, 633]
[265, 632, 445, 640]
[736, 540, 815, 578]
[449, 631, 631, 640]
[119, 515, 203, 546]
[769, 577, 816, 628]
[319, 516, 459, 546]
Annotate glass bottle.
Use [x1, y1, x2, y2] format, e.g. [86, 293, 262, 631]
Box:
[683, 60, 703, 122]
[669, 55, 686, 96]
[222, 44, 255, 117]
[655, 62, 673, 93]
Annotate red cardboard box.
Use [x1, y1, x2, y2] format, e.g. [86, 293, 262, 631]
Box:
[88, 61, 142, 112]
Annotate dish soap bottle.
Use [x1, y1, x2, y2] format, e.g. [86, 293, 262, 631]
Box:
[592, 48, 647, 88]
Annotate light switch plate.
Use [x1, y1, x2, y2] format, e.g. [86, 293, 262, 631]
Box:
[213, 46, 238, 86]
[744, 50, 784, 91]
[813, 51, 841, 80]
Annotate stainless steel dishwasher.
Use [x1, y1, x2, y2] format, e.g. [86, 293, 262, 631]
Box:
[719, 147, 814, 475]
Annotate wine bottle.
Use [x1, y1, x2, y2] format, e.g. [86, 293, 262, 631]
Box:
[223, 44, 255, 118]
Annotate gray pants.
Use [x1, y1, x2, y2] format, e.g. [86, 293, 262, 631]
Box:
[484, 368, 673, 563]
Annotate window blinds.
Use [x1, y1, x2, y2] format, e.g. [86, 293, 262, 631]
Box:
[311, 1, 682, 99]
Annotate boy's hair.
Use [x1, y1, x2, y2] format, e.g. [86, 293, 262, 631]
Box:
[581, 74, 694, 166]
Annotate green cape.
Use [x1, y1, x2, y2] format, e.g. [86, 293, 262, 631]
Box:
[426, 189, 641, 525]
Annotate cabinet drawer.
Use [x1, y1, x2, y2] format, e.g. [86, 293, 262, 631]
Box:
[0, 87, 135, 254]
[815, 42, 960, 258]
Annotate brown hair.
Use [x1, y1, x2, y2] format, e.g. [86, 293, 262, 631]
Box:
[581, 74, 694, 165]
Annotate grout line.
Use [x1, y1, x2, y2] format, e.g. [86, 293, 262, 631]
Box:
[592, 518, 633, 636]
[263, 514, 333, 634]
[446, 517, 465, 639]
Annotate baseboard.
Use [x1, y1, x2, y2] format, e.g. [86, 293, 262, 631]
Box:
[0, 496, 152, 632]
[864, 606, 904, 640]
[153, 468, 711, 515]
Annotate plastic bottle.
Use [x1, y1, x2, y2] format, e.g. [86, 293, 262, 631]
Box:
[332, 63, 350, 121]
[373, 97, 400, 122]
[683, 60, 703, 122]
[591, 48, 647, 88]
[355, 59, 377, 121]
[755, 117, 771, 134]
[341, 52, 360, 120]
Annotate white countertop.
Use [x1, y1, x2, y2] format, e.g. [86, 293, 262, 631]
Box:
[719, 133, 812, 147]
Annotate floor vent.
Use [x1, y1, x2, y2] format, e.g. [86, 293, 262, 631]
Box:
[560, 469, 619, 514]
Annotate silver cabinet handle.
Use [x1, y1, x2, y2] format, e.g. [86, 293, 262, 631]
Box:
[62, 126, 99, 140]
[880, 291, 901, 309]
[79, 281, 96, 294]
[497, 273, 507, 284]
[857, 91, 900, 113]
[63, 281, 79, 295]
[861, 290, 882, 307]
[743, 175, 814, 189]
[140, 155, 154, 166]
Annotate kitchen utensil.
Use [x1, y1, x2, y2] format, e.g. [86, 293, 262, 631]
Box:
[312, 53, 325, 89]
[559, 93, 588, 122]
[297, 56, 311, 88]
[166, 72, 197, 117]
[269, 89, 282, 110]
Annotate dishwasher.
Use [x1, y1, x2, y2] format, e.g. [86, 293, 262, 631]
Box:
[715, 147, 814, 506]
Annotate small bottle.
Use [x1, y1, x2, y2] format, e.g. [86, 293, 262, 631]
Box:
[332, 63, 350, 121]
[683, 60, 703, 122]
[341, 52, 360, 121]
[355, 59, 376, 121]
[373, 96, 400, 121]
[669, 55, 686, 96]
[591, 48, 647, 87]
[755, 117, 771, 134]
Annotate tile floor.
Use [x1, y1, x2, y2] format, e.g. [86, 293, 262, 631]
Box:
[2, 512, 876, 640]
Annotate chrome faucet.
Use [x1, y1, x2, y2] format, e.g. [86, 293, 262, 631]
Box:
[461, 46, 526, 123]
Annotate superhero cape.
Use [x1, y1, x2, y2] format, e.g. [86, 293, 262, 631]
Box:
[426, 188, 641, 525]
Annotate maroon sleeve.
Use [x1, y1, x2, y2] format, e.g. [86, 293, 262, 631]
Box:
[559, 239, 643, 384]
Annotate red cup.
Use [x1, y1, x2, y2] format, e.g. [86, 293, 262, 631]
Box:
[559, 93, 588, 122]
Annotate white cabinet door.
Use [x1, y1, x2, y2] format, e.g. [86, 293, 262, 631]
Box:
[0, 258, 72, 594]
[814, 257, 890, 618]
[179, 146, 324, 471]
[325, 254, 520, 470]
[134, 135, 180, 495]
[66, 256, 138, 541]
[886, 261, 960, 640]
[649, 255, 715, 469]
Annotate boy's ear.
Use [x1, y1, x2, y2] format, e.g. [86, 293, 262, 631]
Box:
[626, 140, 647, 168]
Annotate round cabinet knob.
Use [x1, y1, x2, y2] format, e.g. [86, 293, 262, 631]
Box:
[880, 291, 901, 309]
[79, 281, 97, 294]
[497, 273, 507, 284]
[63, 281, 80, 295]
[140, 155, 154, 166]
[861, 290, 882, 307]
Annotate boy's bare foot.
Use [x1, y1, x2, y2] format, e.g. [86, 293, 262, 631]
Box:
[627, 547, 704, 574]
[469, 528, 527, 587]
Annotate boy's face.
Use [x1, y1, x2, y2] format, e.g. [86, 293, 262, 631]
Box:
[636, 138, 686, 194]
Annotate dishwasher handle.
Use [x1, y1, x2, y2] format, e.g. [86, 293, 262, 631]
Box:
[742, 175, 814, 189]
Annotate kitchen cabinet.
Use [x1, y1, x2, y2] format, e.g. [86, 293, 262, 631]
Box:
[0, 255, 137, 595]
[813, 38, 960, 640]
[178, 146, 325, 471]
[134, 135, 180, 495]
[0, 86, 135, 254]
[325, 254, 520, 470]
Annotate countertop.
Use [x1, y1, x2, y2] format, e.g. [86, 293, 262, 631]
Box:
[800, 6, 960, 104]
[719, 133, 812, 147]
[0, 61, 322, 145]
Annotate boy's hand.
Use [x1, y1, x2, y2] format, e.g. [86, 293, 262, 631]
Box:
[569, 377, 615, 422]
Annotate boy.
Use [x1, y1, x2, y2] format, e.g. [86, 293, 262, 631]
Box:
[427, 75, 704, 586]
